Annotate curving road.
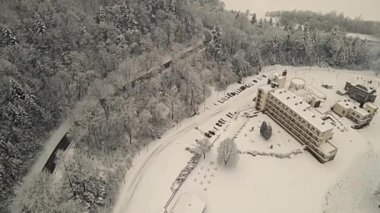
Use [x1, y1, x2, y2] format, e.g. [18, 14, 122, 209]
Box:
[113, 74, 268, 213]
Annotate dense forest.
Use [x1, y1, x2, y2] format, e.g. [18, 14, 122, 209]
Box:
[267, 10, 380, 36]
[1, 0, 380, 212]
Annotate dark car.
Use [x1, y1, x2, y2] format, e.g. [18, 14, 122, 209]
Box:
[218, 120, 226, 124]
[216, 123, 223, 127]
[209, 130, 216, 135]
[220, 118, 227, 122]
[240, 86, 246, 90]
[262, 75, 267, 78]
[253, 80, 258, 83]
[205, 132, 212, 138]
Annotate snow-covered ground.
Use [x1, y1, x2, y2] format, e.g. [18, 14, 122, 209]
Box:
[346, 33, 380, 43]
[113, 66, 380, 213]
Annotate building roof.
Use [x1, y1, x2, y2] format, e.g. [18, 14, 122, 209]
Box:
[270, 89, 334, 132]
[336, 100, 370, 117]
[364, 102, 378, 110]
[291, 78, 305, 85]
[318, 142, 337, 154]
[348, 82, 377, 94]
[259, 84, 276, 93]
[171, 194, 206, 213]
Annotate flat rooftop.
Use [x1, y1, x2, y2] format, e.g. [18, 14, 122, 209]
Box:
[336, 100, 370, 117]
[259, 84, 276, 93]
[365, 102, 378, 110]
[318, 142, 337, 154]
[270, 88, 334, 132]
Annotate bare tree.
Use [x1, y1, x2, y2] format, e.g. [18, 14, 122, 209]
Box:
[217, 138, 239, 167]
[192, 138, 211, 159]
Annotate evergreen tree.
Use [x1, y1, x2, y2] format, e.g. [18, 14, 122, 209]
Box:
[260, 121, 267, 136]
[207, 25, 224, 61]
[258, 19, 263, 28]
[260, 121, 272, 140]
[250, 13, 257, 24]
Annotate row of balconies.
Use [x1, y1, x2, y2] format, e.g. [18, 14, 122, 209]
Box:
[266, 108, 335, 162]
[266, 103, 322, 145]
[267, 97, 327, 138]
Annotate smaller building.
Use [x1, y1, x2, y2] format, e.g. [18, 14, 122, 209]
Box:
[289, 78, 306, 90]
[267, 70, 287, 88]
[332, 100, 377, 129]
[344, 82, 377, 106]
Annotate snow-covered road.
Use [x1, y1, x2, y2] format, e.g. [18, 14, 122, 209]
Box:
[113, 71, 268, 213]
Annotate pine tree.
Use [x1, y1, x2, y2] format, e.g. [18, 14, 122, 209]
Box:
[260, 121, 267, 136]
[2, 27, 18, 45]
[34, 19, 47, 36]
[250, 13, 257, 24]
[207, 25, 224, 61]
[258, 19, 263, 28]
[260, 121, 272, 140]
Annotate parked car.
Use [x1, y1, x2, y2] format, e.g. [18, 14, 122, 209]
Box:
[216, 123, 222, 127]
[262, 74, 267, 78]
[253, 80, 258, 83]
[205, 132, 212, 138]
[209, 130, 216, 135]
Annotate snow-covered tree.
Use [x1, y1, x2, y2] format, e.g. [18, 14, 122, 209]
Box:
[1, 26, 18, 45]
[207, 25, 225, 61]
[192, 138, 211, 159]
[34, 19, 47, 36]
[250, 13, 257, 24]
[217, 138, 239, 167]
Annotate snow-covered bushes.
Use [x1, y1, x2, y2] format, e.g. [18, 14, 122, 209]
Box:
[171, 154, 201, 192]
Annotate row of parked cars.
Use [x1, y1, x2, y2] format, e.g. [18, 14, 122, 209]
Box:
[218, 83, 255, 104]
[204, 113, 233, 138]
[218, 74, 268, 105]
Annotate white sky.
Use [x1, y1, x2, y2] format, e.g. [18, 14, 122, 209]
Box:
[222, 0, 380, 21]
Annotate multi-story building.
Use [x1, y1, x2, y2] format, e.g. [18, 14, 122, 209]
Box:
[344, 82, 377, 106]
[256, 85, 337, 163]
[332, 100, 378, 129]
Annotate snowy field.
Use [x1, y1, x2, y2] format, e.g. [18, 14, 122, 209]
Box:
[113, 66, 380, 213]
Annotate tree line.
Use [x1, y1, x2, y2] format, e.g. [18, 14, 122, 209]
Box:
[267, 10, 380, 36]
